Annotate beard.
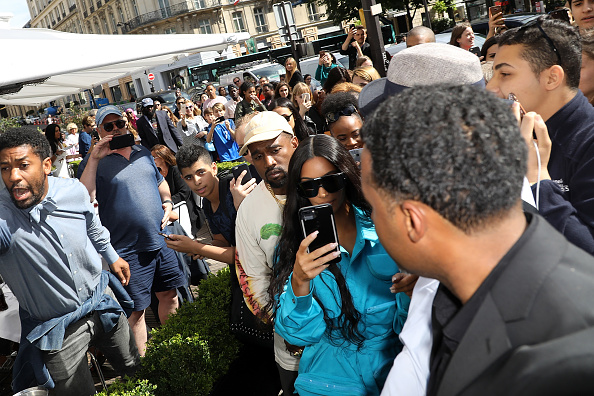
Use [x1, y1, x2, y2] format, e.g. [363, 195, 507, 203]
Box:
[265, 166, 288, 189]
[9, 177, 46, 210]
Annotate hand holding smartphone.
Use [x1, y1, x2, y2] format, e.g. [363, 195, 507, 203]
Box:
[158, 231, 172, 240]
[299, 204, 341, 266]
[232, 163, 253, 185]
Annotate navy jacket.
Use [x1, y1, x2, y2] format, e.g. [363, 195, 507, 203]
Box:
[535, 91, 594, 254]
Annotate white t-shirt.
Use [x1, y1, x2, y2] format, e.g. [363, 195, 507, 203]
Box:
[235, 181, 300, 371]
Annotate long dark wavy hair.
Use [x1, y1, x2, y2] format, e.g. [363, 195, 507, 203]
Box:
[272, 97, 312, 141]
[268, 134, 371, 347]
[44, 123, 63, 154]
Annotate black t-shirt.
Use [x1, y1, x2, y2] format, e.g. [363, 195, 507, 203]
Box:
[202, 176, 237, 246]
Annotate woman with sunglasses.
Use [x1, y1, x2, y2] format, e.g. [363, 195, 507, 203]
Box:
[176, 99, 208, 147]
[269, 135, 410, 396]
[272, 97, 313, 141]
[125, 108, 138, 130]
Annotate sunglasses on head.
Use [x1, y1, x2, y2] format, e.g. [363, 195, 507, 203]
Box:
[325, 104, 358, 124]
[281, 113, 293, 122]
[297, 173, 347, 198]
[519, 17, 562, 66]
[102, 119, 127, 132]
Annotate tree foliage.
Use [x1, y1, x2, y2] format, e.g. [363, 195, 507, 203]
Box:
[313, 0, 424, 27]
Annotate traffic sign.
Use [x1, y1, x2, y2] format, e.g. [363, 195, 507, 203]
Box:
[147, 73, 155, 81]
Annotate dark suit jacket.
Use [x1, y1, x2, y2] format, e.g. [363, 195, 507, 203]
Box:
[155, 110, 183, 153]
[437, 214, 594, 396]
[136, 114, 159, 151]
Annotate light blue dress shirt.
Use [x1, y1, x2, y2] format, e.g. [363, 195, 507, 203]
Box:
[0, 176, 119, 322]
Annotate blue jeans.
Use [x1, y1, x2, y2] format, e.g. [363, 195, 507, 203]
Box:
[43, 311, 140, 396]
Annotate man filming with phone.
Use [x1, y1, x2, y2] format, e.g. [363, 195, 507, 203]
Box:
[79, 105, 187, 356]
[341, 25, 372, 70]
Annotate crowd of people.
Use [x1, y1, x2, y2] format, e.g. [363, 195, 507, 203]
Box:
[2, 6, 594, 395]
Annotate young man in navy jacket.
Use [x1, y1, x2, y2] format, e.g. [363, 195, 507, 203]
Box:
[488, 17, 594, 255]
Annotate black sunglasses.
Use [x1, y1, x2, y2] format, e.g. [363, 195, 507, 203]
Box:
[281, 113, 293, 122]
[102, 119, 127, 132]
[297, 173, 347, 198]
[520, 18, 562, 66]
[325, 104, 358, 124]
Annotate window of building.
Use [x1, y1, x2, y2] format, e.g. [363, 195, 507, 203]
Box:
[198, 19, 212, 34]
[94, 20, 101, 33]
[125, 81, 137, 100]
[253, 7, 267, 33]
[59, 2, 66, 15]
[110, 11, 117, 32]
[158, 0, 171, 17]
[103, 18, 109, 34]
[164, 27, 176, 34]
[118, 7, 125, 23]
[232, 11, 246, 32]
[131, 0, 139, 17]
[194, 0, 205, 8]
[110, 85, 123, 102]
[81, 0, 87, 10]
[307, 2, 320, 21]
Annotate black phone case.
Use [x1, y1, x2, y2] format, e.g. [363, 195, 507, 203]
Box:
[109, 134, 135, 150]
[232, 163, 252, 185]
[299, 204, 341, 265]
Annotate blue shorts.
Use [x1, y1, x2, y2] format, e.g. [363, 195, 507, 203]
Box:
[120, 247, 186, 311]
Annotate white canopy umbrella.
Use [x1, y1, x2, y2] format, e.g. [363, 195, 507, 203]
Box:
[0, 28, 250, 105]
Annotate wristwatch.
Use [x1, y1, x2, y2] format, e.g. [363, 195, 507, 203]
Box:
[162, 199, 174, 206]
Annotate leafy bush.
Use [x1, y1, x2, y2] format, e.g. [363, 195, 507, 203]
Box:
[0, 118, 21, 133]
[216, 160, 246, 176]
[137, 267, 239, 396]
[97, 378, 157, 395]
[432, 17, 455, 33]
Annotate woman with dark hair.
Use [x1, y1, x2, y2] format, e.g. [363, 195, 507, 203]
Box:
[449, 22, 475, 51]
[151, 144, 192, 207]
[480, 36, 499, 62]
[269, 134, 409, 396]
[234, 81, 267, 120]
[272, 97, 313, 140]
[322, 67, 352, 95]
[275, 82, 292, 101]
[44, 123, 70, 178]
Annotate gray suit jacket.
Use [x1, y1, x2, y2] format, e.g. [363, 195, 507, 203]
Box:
[155, 110, 183, 153]
[437, 214, 594, 396]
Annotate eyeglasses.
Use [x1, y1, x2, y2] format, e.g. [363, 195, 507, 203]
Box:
[186, 105, 194, 109]
[520, 18, 562, 66]
[325, 104, 358, 124]
[102, 119, 127, 132]
[281, 113, 293, 122]
[297, 173, 347, 198]
[233, 79, 240, 84]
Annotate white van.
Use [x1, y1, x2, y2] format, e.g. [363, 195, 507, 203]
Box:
[219, 63, 286, 87]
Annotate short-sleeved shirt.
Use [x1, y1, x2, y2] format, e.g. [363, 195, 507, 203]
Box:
[78, 145, 166, 255]
[202, 176, 237, 246]
[212, 119, 241, 162]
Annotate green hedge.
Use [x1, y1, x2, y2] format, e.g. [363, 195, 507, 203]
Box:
[99, 268, 240, 396]
[216, 160, 246, 177]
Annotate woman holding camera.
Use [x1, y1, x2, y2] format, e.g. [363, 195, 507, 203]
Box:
[269, 135, 411, 396]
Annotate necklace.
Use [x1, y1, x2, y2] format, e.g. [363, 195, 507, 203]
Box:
[266, 183, 286, 209]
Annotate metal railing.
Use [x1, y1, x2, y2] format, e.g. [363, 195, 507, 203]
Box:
[120, 0, 222, 33]
[255, 24, 269, 33]
[69, 4, 76, 12]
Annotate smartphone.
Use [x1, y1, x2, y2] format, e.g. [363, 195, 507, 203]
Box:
[549, 8, 570, 23]
[216, 116, 226, 124]
[232, 163, 253, 185]
[109, 133, 135, 150]
[298, 204, 341, 265]
[302, 93, 311, 103]
[349, 24, 355, 30]
[469, 46, 481, 57]
[158, 231, 172, 240]
[349, 148, 362, 163]
[91, 129, 100, 141]
[489, 5, 502, 17]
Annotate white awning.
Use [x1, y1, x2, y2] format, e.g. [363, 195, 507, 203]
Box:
[0, 28, 250, 105]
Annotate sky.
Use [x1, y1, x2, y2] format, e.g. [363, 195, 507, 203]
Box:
[1, 0, 32, 28]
